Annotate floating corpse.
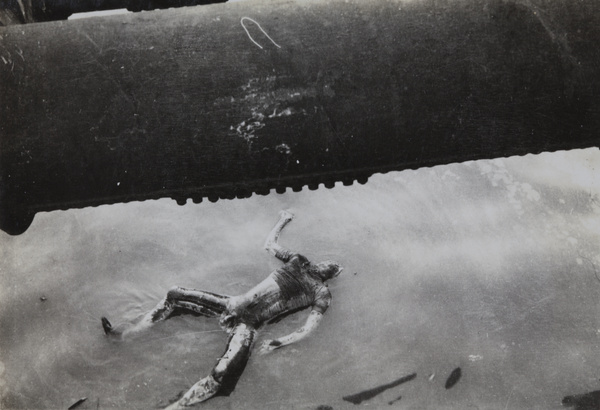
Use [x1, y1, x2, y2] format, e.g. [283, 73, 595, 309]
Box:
[101, 211, 343, 408]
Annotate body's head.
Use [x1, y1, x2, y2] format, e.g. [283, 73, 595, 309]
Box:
[314, 260, 343, 281]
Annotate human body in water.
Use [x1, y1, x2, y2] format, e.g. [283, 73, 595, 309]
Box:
[101, 210, 343, 409]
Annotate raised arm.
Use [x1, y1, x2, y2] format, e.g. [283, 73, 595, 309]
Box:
[264, 210, 296, 262]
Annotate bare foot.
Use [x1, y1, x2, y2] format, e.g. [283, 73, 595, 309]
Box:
[101, 317, 122, 339]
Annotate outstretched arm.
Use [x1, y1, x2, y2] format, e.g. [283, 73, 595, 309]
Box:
[264, 210, 296, 262]
[259, 310, 324, 354]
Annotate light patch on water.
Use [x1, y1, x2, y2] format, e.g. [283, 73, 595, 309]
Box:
[477, 159, 542, 215]
[510, 149, 600, 196]
[440, 169, 460, 181]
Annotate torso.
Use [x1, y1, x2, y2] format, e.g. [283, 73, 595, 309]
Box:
[229, 254, 331, 327]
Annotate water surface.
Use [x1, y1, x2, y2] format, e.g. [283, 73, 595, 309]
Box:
[2, 149, 600, 409]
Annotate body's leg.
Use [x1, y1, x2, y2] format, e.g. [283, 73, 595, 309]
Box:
[264, 210, 294, 258]
[165, 323, 257, 409]
[102, 287, 230, 339]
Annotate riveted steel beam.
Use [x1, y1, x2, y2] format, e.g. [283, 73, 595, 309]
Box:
[1, 0, 599, 234]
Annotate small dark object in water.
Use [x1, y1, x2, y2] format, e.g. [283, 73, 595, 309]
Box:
[388, 394, 402, 405]
[316, 406, 333, 410]
[562, 390, 600, 409]
[101, 317, 113, 335]
[68, 397, 87, 409]
[445, 367, 462, 389]
[343, 373, 417, 404]
[40, 296, 47, 302]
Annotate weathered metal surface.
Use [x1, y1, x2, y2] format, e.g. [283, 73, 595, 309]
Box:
[1, 0, 599, 234]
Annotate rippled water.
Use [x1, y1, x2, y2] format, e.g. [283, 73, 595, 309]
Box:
[2, 149, 600, 409]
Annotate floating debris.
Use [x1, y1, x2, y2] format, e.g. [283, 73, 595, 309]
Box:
[40, 296, 47, 302]
[445, 367, 462, 389]
[562, 389, 600, 409]
[343, 372, 416, 405]
[388, 394, 402, 405]
[68, 397, 87, 409]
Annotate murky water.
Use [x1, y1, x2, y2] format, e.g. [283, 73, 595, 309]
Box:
[2, 149, 600, 409]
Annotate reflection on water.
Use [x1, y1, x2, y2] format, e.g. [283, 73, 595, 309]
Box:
[1, 149, 600, 409]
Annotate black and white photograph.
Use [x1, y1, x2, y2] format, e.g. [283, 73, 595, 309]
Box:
[1, 0, 600, 409]
[2, 150, 600, 409]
